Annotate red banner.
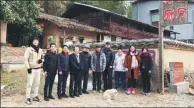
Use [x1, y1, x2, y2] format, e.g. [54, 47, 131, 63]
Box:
[162, 0, 188, 26]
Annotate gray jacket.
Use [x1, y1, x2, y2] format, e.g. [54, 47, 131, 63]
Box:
[91, 52, 106, 72]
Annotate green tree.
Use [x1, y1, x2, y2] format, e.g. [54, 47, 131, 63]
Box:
[127, 4, 132, 18]
[0, 0, 39, 44]
[36, 0, 68, 16]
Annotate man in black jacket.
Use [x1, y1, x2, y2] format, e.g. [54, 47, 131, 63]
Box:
[57, 45, 70, 99]
[69, 46, 83, 98]
[103, 42, 115, 91]
[43, 43, 58, 101]
[80, 44, 91, 94]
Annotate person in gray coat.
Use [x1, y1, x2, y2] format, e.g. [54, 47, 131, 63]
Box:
[91, 45, 106, 93]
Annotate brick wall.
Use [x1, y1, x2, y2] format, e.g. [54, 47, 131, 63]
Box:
[1, 46, 25, 64]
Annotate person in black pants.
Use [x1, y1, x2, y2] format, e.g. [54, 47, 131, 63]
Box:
[80, 44, 91, 94]
[140, 47, 153, 95]
[102, 42, 115, 91]
[57, 45, 70, 99]
[69, 46, 83, 98]
[91, 45, 106, 93]
[43, 43, 58, 101]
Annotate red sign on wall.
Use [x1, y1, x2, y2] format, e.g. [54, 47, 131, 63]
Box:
[169, 62, 184, 84]
[163, 0, 188, 26]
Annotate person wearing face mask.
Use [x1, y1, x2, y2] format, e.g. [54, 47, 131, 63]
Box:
[114, 47, 126, 92]
[24, 37, 44, 105]
[124, 46, 140, 95]
[80, 44, 91, 94]
[140, 47, 153, 95]
[43, 43, 58, 101]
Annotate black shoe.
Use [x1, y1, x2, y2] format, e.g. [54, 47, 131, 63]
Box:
[62, 94, 68, 98]
[25, 98, 32, 105]
[78, 92, 82, 95]
[102, 89, 107, 92]
[58, 96, 62, 99]
[74, 93, 80, 97]
[49, 95, 55, 99]
[70, 94, 75, 98]
[44, 97, 49, 101]
[83, 91, 89, 94]
[33, 96, 40, 102]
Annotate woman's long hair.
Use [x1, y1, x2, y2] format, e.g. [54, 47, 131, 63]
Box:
[127, 46, 136, 55]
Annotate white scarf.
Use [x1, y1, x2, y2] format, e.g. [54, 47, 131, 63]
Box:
[130, 52, 138, 69]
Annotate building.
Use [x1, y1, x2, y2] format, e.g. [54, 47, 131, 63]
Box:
[62, 2, 177, 42]
[132, 0, 194, 44]
[37, 13, 109, 48]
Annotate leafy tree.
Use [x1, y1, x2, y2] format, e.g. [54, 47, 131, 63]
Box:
[0, 0, 39, 44]
[36, 0, 68, 16]
[0, 0, 39, 25]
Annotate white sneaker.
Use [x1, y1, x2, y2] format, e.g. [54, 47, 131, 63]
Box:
[146, 92, 151, 96]
[25, 98, 32, 105]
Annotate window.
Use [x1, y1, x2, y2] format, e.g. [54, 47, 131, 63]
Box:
[169, 26, 174, 30]
[79, 37, 84, 43]
[151, 13, 159, 22]
[111, 36, 116, 41]
[150, 9, 159, 26]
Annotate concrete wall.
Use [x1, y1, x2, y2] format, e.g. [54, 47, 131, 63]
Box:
[103, 35, 111, 42]
[163, 48, 194, 73]
[116, 37, 122, 41]
[132, 1, 159, 24]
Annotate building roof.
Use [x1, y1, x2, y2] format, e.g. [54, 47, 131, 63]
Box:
[133, 0, 194, 4]
[38, 13, 109, 34]
[63, 2, 179, 34]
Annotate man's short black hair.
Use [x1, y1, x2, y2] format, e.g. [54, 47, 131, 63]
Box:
[73, 46, 79, 51]
[50, 43, 56, 47]
[62, 45, 68, 48]
[118, 46, 123, 50]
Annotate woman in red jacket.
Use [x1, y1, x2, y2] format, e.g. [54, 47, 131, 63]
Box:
[124, 46, 140, 95]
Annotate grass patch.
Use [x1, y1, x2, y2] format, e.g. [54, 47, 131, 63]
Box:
[1, 69, 45, 96]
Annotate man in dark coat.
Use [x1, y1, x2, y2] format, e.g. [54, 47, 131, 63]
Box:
[57, 45, 70, 99]
[102, 42, 115, 91]
[43, 43, 58, 101]
[69, 46, 84, 98]
[80, 44, 91, 94]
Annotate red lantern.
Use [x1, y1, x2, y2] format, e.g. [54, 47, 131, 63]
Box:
[39, 23, 44, 28]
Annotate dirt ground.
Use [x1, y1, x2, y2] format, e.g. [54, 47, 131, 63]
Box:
[1, 69, 194, 107]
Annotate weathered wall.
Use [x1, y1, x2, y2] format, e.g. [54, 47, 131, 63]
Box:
[0, 46, 47, 72]
[42, 21, 97, 48]
[65, 28, 97, 43]
[163, 48, 194, 73]
[0, 46, 25, 72]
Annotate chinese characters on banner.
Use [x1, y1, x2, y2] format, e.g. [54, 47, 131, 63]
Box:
[162, 0, 188, 26]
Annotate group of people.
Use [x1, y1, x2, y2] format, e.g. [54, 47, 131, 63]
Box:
[24, 37, 153, 105]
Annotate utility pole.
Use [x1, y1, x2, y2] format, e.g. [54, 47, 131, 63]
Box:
[159, 0, 164, 94]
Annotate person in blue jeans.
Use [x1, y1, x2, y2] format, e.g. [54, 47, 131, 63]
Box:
[114, 47, 126, 92]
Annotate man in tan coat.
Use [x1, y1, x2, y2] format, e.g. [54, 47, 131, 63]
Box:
[24, 37, 44, 105]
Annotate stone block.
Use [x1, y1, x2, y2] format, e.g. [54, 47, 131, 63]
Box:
[169, 81, 189, 94]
